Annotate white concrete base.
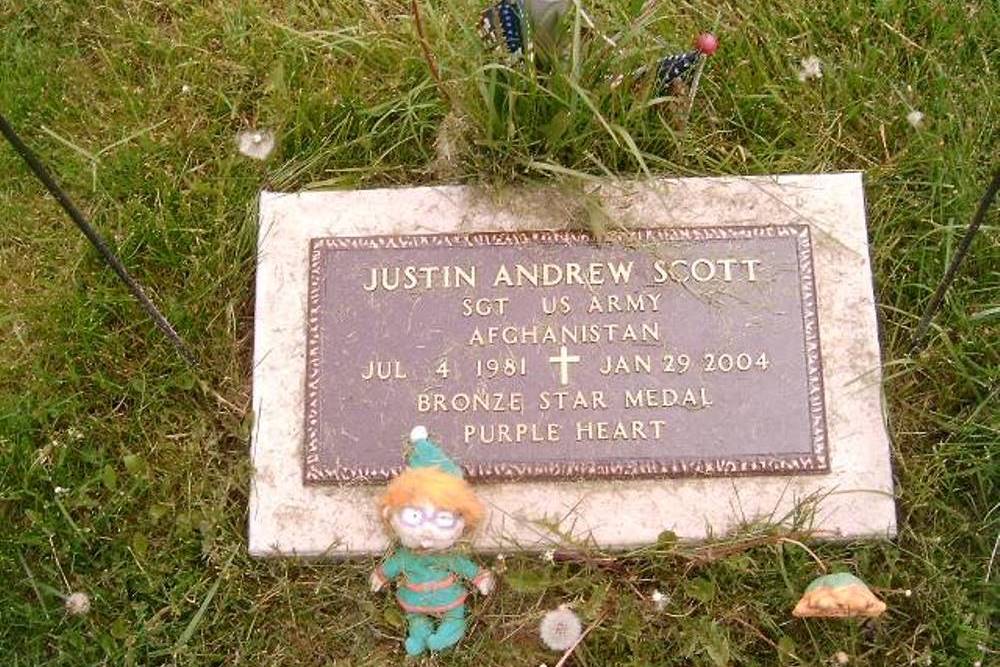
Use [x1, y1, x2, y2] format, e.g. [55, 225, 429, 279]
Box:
[249, 173, 896, 557]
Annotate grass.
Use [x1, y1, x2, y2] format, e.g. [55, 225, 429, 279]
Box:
[1, 0, 997, 664]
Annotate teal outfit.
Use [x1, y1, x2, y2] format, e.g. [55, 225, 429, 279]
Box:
[376, 547, 487, 655]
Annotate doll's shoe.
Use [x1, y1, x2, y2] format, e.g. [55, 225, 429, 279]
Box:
[404, 635, 428, 656]
[426, 632, 460, 652]
[404, 613, 434, 655]
[426, 622, 465, 652]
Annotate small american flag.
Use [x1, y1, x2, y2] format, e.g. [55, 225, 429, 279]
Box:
[656, 50, 702, 90]
[479, 0, 526, 55]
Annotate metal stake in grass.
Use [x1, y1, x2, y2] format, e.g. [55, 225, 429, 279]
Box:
[0, 113, 197, 367]
[911, 167, 1000, 349]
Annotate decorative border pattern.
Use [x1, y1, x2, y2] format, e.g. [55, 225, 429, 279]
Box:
[303, 226, 829, 484]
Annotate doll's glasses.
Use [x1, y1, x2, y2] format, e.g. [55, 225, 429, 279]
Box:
[398, 506, 459, 530]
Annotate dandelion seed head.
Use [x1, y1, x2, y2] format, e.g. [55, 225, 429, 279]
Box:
[835, 651, 850, 665]
[33, 444, 54, 468]
[431, 111, 470, 180]
[539, 605, 582, 651]
[798, 56, 823, 82]
[65, 591, 91, 616]
[494, 552, 508, 573]
[906, 111, 924, 129]
[236, 129, 276, 160]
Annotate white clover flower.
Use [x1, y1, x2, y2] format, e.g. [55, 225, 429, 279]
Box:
[651, 589, 668, 611]
[906, 110, 924, 129]
[541, 549, 555, 563]
[539, 605, 582, 651]
[65, 592, 91, 616]
[236, 129, 276, 160]
[834, 651, 850, 665]
[797, 56, 823, 82]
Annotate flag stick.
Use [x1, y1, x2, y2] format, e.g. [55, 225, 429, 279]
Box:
[0, 113, 197, 366]
[912, 168, 1000, 348]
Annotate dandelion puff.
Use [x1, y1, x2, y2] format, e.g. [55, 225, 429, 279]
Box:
[33, 444, 54, 469]
[834, 651, 850, 665]
[906, 110, 924, 129]
[65, 591, 91, 616]
[539, 605, 582, 651]
[797, 56, 823, 82]
[430, 111, 470, 180]
[236, 129, 275, 161]
[494, 552, 508, 573]
[651, 589, 668, 611]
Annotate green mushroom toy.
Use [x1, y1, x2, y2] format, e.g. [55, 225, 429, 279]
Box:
[793, 573, 887, 618]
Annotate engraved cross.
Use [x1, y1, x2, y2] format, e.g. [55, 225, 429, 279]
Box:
[548, 345, 581, 386]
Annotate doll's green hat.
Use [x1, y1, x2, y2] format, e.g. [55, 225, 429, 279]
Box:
[408, 425, 463, 478]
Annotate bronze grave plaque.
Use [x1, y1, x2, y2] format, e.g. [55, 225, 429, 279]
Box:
[304, 226, 828, 483]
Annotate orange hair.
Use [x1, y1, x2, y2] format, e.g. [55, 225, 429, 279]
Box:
[379, 467, 485, 530]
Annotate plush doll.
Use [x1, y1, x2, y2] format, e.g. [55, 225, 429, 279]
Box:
[370, 426, 495, 656]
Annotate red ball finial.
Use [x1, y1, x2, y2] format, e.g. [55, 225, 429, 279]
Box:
[695, 32, 719, 56]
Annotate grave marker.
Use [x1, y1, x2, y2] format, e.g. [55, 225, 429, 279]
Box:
[249, 173, 896, 556]
[303, 226, 827, 483]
